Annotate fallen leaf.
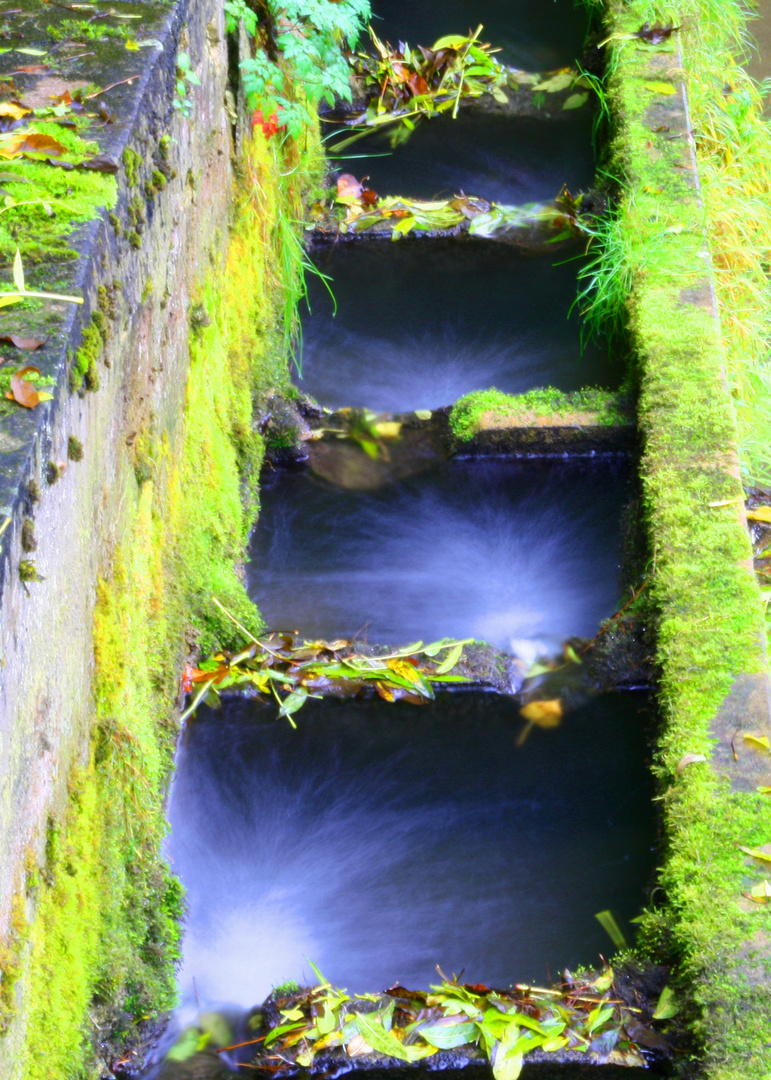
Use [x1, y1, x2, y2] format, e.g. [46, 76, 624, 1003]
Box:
[562, 91, 589, 110]
[634, 22, 680, 44]
[0, 334, 45, 350]
[643, 81, 677, 95]
[0, 102, 32, 121]
[77, 154, 120, 174]
[743, 734, 771, 753]
[336, 173, 363, 204]
[531, 70, 574, 93]
[675, 752, 707, 775]
[0, 131, 68, 158]
[520, 699, 562, 727]
[743, 880, 771, 903]
[652, 985, 678, 1020]
[346, 1033, 374, 1057]
[738, 844, 771, 864]
[7, 365, 43, 408]
[747, 506, 771, 523]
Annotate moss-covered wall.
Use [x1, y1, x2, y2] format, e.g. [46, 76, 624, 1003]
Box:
[0, 3, 319, 1074]
[595, 2, 771, 1076]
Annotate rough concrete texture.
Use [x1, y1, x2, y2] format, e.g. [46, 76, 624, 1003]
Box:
[0, 0, 234, 1060]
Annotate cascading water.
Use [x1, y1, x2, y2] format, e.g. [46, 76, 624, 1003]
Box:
[167, 692, 655, 1021]
[247, 459, 629, 655]
[296, 241, 615, 415]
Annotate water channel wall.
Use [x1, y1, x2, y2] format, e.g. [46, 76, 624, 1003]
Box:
[599, 1, 771, 1076]
[0, 1, 309, 1074]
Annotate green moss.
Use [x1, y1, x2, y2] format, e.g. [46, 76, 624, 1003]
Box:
[127, 230, 142, 249]
[10, 126, 319, 1077]
[47, 18, 129, 41]
[70, 318, 104, 393]
[108, 212, 122, 237]
[18, 560, 41, 583]
[67, 436, 84, 462]
[598, 2, 771, 1075]
[0, 894, 28, 1032]
[20, 519, 36, 552]
[127, 194, 146, 233]
[122, 147, 142, 188]
[0, 123, 116, 266]
[141, 277, 153, 303]
[449, 386, 627, 441]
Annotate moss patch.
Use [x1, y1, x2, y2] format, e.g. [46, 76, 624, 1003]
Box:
[10, 128, 318, 1077]
[596, 1, 771, 1075]
[0, 122, 116, 267]
[449, 386, 628, 441]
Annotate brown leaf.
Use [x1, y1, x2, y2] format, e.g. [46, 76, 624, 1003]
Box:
[675, 752, 707, 776]
[336, 173, 363, 204]
[360, 186, 379, 207]
[0, 334, 46, 350]
[634, 22, 680, 44]
[8, 365, 41, 408]
[0, 131, 68, 158]
[407, 72, 429, 97]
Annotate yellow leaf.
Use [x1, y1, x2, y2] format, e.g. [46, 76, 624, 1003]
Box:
[744, 880, 771, 903]
[739, 845, 771, 864]
[0, 103, 32, 120]
[125, 38, 139, 50]
[519, 699, 562, 728]
[743, 734, 771, 753]
[387, 658, 421, 684]
[747, 506, 771, 523]
[643, 80, 677, 94]
[372, 421, 402, 439]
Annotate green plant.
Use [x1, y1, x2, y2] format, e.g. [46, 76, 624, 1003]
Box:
[173, 52, 201, 119]
[226, 0, 371, 137]
[0, 249, 83, 308]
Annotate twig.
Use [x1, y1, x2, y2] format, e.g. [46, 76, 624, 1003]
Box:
[84, 76, 140, 100]
[218, 1035, 268, 1054]
[211, 595, 260, 644]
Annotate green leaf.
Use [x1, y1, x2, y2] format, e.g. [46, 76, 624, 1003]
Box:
[584, 1004, 615, 1036]
[643, 80, 676, 94]
[652, 985, 678, 1020]
[354, 1013, 412, 1061]
[418, 1021, 477, 1049]
[279, 686, 308, 725]
[12, 247, 24, 292]
[594, 909, 628, 949]
[431, 33, 473, 49]
[562, 91, 589, 110]
[434, 642, 464, 675]
[264, 1020, 306, 1049]
[492, 1047, 523, 1080]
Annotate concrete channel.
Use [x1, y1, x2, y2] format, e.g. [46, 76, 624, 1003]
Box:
[0, 1, 769, 1078]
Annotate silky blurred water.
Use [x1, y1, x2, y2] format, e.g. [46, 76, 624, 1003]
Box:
[168, 691, 655, 1017]
[247, 458, 628, 654]
[297, 242, 612, 414]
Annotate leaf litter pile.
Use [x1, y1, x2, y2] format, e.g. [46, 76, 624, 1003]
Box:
[330, 173, 591, 242]
[335, 26, 591, 149]
[218, 967, 673, 1076]
[181, 621, 476, 726]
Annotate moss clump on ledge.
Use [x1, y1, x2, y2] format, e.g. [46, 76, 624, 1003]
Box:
[0, 122, 116, 267]
[449, 386, 628, 441]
